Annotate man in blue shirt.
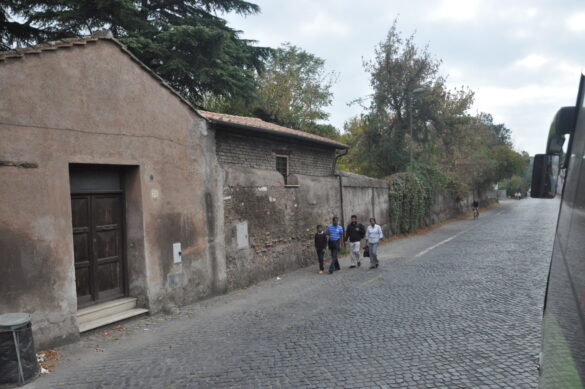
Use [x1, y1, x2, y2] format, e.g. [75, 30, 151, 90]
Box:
[326, 216, 344, 274]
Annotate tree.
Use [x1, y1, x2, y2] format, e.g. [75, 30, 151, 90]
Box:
[253, 43, 338, 135]
[355, 21, 474, 177]
[2, 0, 269, 105]
[1, 3, 45, 49]
[478, 112, 513, 146]
[337, 116, 367, 173]
[340, 21, 525, 203]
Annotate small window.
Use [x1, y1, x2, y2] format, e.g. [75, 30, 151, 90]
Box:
[276, 155, 288, 184]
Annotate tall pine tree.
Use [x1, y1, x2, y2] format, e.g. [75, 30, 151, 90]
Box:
[2, 1, 269, 105]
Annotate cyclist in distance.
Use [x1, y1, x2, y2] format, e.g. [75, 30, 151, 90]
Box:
[472, 200, 479, 219]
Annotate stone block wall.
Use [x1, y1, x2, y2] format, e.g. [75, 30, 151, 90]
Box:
[215, 128, 336, 177]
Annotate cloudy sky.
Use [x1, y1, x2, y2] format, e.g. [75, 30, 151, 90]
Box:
[226, 0, 585, 155]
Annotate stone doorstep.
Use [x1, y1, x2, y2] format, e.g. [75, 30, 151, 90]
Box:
[76, 297, 149, 333]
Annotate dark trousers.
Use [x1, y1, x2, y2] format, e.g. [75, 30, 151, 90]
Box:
[316, 249, 325, 271]
[329, 240, 341, 271]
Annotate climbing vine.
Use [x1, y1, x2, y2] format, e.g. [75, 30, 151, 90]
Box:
[387, 165, 448, 235]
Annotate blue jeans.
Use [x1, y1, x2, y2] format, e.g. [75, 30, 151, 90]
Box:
[316, 249, 325, 271]
[368, 242, 379, 266]
[329, 240, 341, 271]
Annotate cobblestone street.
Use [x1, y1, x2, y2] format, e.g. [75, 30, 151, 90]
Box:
[30, 198, 559, 388]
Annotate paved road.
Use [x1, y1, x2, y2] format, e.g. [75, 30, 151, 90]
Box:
[31, 198, 559, 388]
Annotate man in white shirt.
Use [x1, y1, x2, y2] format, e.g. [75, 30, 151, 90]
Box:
[365, 217, 383, 269]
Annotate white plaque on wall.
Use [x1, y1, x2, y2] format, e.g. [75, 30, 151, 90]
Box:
[236, 222, 249, 250]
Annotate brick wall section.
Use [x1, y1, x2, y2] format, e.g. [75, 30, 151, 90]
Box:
[215, 127, 336, 177]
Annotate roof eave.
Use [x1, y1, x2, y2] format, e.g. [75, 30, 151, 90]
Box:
[209, 119, 349, 150]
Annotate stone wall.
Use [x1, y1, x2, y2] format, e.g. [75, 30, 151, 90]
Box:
[216, 128, 336, 177]
[221, 166, 389, 288]
[339, 171, 390, 236]
[428, 189, 498, 225]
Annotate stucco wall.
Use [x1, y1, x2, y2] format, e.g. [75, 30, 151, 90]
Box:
[339, 171, 390, 237]
[0, 40, 225, 347]
[221, 166, 389, 288]
[428, 189, 498, 225]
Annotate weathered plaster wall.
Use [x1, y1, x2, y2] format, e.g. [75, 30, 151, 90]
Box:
[0, 40, 225, 347]
[338, 171, 390, 237]
[221, 166, 389, 288]
[222, 166, 339, 288]
[428, 189, 498, 225]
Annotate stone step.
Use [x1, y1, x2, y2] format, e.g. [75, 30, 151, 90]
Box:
[77, 297, 138, 324]
[78, 308, 149, 333]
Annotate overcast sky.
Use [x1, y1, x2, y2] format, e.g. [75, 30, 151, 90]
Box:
[225, 0, 585, 155]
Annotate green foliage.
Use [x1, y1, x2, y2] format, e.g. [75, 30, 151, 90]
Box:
[499, 152, 531, 196]
[204, 42, 341, 140]
[252, 43, 338, 136]
[478, 112, 513, 146]
[340, 21, 528, 206]
[3, 0, 269, 104]
[349, 20, 475, 177]
[1, 3, 45, 49]
[501, 175, 529, 195]
[337, 116, 367, 173]
[386, 164, 449, 235]
[387, 172, 433, 235]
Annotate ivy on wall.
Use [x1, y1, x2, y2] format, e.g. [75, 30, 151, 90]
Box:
[387, 165, 448, 235]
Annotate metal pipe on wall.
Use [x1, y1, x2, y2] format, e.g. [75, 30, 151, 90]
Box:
[333, 149, 349, 248]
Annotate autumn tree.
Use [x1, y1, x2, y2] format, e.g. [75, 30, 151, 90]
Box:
[355, 22, 474, 177]
[251, 43, 338, 137]
[343, 21, 526, 200]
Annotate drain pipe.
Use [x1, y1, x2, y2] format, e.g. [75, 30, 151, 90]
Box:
[333, 149, 349, 247]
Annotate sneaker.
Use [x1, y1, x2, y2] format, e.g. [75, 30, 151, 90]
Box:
[349, 265, 356, 269]
[357, 261, 361, 268]
[329, 268, 334, 274]
[369, 265, 376, 270]
[319, 270, 324, 274]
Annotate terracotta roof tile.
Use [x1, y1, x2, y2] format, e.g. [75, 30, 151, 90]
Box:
[197, 110, 348, 149]
[0, 34, 103, 60]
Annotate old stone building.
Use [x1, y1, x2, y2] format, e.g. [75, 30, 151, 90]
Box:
[0, 32, 389, 348]
[0, 33, 225, 348]
[198, 111, 389, 289]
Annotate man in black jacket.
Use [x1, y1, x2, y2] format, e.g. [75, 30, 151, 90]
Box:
[345, 215, 366, 268]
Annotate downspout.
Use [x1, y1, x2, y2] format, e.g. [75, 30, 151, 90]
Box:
[333, 149, 349, 248]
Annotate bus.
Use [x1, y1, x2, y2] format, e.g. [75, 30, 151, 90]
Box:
[532, 74, 585, 388]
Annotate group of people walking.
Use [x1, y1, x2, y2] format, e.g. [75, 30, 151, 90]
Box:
[314, 215, 384, 274]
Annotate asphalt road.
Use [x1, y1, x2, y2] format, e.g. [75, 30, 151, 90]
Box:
[31, 198, 560, 389]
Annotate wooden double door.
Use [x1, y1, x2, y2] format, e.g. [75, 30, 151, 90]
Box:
[71, 193, 125, 307]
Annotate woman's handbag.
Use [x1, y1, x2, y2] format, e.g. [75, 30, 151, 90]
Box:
[363, 245, 370, 257]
